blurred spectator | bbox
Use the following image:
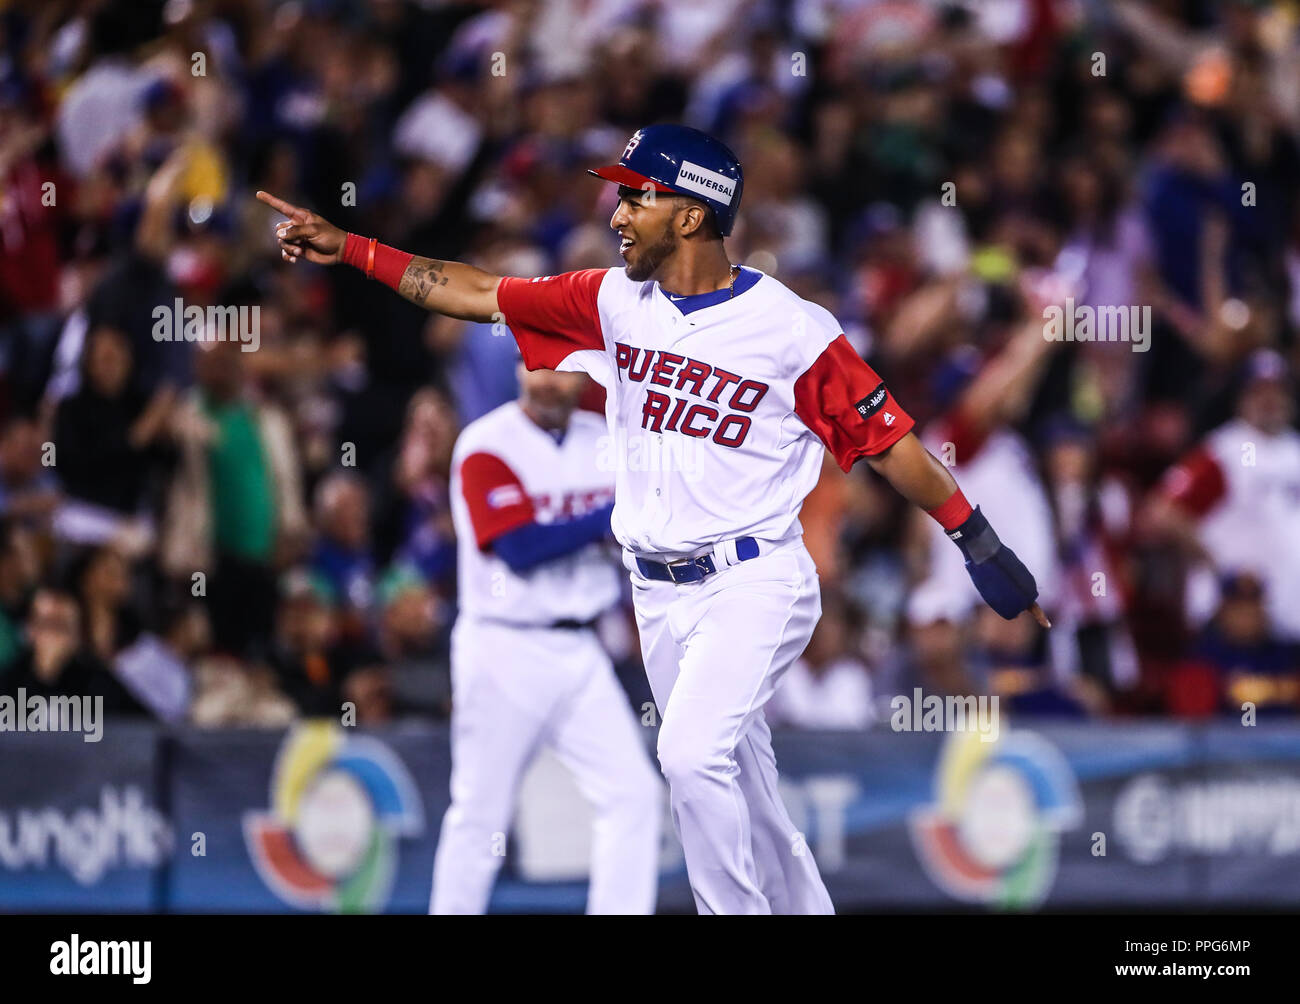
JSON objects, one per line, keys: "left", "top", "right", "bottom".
{"left": 0, "top": 417, "right": 60, "bottom": 528}
{"left": 52, "top": 326, "right": 172, "bottom": 550}
{"left": 0, "top": 585, "right": 147, "bottom": 715}
{"left": 1040, "top": 417, "right": 1140, "bottom": 697}
{"left": 767, "top": 593, "right": 874, "bottom": 730}
{"left": 0, "top": 81, "right": 69, "bottom": 411}
{"left": 389, "top": 388, "right": 458, "bottom": 594}
{"left": 112, "top": 595, "right": 205, "bottom": 725}
{"left": 888, "top": 589, "right": 985, "bottom": 705}
{"left": 73, "top": 544, "right": 141, "bottom": 664}
{"left": 54, "top": 8, "right": 153, "bottom": 179}
{"left": 372, "top": 564, "right": 450, "bottom": 719}
{"left": 162, "top": 341, "right": 308, "bottom": 659}
{"left": 1166, "top": 572, "right": 1300, "bottom": 719}
{"left": 970, "top": 606, "right": 1094, "bottom": 718}
{"left": 268, "top": 568, "right": 348, "bottom": 718}
{"left": 342, "top": 659, "right": 396, "bottom": 726}
{"left": 0, "top": 522, "right": 40, "bottom": 677}
{"left": 309, "top": 471, "right": 376, "bottom": 632}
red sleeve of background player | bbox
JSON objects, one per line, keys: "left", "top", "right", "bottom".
{"left": 459, "top": 452, "right": 536, "bottom": 550}
{"left": 495, "top": 269, "right": 608, "bottom": 371}
{"left": 794, "top": 335, "right": 915, "bottom": 471}
{"left": 1160, "top": 447, "right": 1228, "bottom": 517}
{"left": 930, "top": 403, "right": 989, "bottom": 463}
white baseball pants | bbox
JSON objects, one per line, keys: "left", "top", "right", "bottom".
{"left": 430, "top": 618, "right": 662, "bottom": 914}
{"left": 628, "top": 538, "right": 835, "bottom": 915}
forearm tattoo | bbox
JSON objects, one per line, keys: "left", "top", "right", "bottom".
{"left": 399, "top": 257, "right": 451, "bottom": 303}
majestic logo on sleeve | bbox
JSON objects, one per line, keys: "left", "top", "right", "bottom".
{"left": 614, "top": 343, "right": 767, "bottom": 449}
{"left": 854, "top": 383, "right": 889, "bottom": 420}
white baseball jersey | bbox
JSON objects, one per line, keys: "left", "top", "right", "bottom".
{"left": 1162, "top": 416, "right": 1300, "bottom": 638}
{"left": 450, "top": 401, "right": 619, "bottom": 625}
{"left": 497, "top": 266, "right": 914, "bottom": 554}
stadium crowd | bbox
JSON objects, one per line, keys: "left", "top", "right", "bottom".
{"left": 1, "top": 0, "right": 1298, "bottom": 728}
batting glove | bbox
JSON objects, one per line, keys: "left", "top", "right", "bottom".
{"left": 947, "top": 506, "right": 1039, "bottom": 619}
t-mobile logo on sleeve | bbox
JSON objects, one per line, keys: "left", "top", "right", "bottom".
{"left": 854, "top": 383, "right": 888, "bottom": 419}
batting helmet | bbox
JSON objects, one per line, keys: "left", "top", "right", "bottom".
{"left": 588, "top": 125, "right": 744, "bottom": 236}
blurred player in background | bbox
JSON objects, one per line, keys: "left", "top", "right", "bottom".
{"left": 430, "top": 363, "right": 660, "bottom": 915}
{"left": 1152, "top": 348, "right": 1300, "bottom": 641}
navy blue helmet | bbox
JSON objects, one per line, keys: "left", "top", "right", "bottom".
{"left": 588, "top": 125, "right": 744, "bottom": 236}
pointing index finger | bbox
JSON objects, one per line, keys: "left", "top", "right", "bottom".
{"left": 256, "top": 190, "right": 304, "bottom": 220}
{"left": 1030, "top": 602, "right": 1052, "bottom": 629}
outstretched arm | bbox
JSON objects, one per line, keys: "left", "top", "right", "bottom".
{"left": 256, "top": 190, "right": 502, "bottom": 322}
{"left": 868, "top": 432, "right": 1051, "bottom": 628}
{"left": 866, "top": 430, "right": 961, "bottom": 510}
{"left": 793, "top": 336, "right": 1049, "bottom": 626}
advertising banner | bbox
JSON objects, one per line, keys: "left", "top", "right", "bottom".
{"left": 3, "top": 719, "right": 1298, "bottom": 912}
{"left": 0, "top": 722, "right": 166, "bottom": 911}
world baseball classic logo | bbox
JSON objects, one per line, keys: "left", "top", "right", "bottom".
{"left": 910, "top": 729, "right": 1082, "bottom": 909}
{"left": 244, "top": 722, "right": 424, "bottom": 913}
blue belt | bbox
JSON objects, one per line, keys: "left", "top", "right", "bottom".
{"left": 634, "top": 537, "right": 760, "bottom": 584}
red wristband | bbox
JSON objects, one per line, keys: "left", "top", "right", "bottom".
{"left": 342, "top": 232, "right": 369, "bottom": 270}
{"left": 342, "top": 233, "right": 414, "bottom": 289}
{"left": 926, "top": 487, "right": 974, "bottom": 532}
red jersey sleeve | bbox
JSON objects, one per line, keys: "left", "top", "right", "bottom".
{"left": 1161, "top": 447, "right": 1227, "bottom": 517}
{"left": 794, "top": 335, "right": 915, "bottom": 471}
{"left": 495, "top": 269, "right": 608, "bottom": 371}
{"left": 458, "top": 452, "right": 536, "bottom": 550}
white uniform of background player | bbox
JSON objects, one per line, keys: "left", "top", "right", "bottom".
{"left": 1160, "top": 352, "right": 1300, "bottom": 640}
{"left": 430, "top": 388, "right": 661, "bottom": 914}
{"left": 497, "top": 265, "right": 918, "bottom": 914}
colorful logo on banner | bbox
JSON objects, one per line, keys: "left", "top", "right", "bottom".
{"left": 910, "top": 728, "right": 1082, "bottom": 909}
{"left": 244, "top": 722, "right": 424, "bottom": 913}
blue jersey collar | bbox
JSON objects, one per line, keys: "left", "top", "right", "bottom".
{"left": 658, "top": 267, "right": 760, "bottom": 315}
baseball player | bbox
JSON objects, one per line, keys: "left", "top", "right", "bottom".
{"left": 260, "top": 124, "right": 1048, "bottom": 915}
{"left": 432, "top": 363, "right": 661, "bottom": 914}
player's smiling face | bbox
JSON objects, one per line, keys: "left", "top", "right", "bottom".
{"left": 611, "top": 186, "right": 682, "bottom": 282}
